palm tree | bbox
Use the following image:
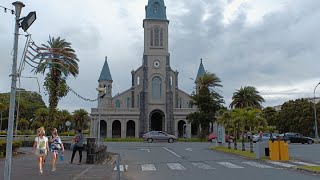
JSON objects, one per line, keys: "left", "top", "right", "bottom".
{"left": 244, "top": 108, "right": 267, "bottom": 152}
{"left": 34, "top": 36, "right": 79, "bottom": 123}
{"left": 230, "top": 109, "right": 247, "bottom": 151}
{"left": 230, "top": 86, "right": 265, "bottom": 109}
{"left": 73, "top": 109, "right": 90, "bottom": 130}
{"left": 197, "top": 71, "right": 222, "bottom": 93}
{"left": 57, "top": 110, "right": 72, "bottom": 132}
{"left": 217, "top": 110, "right": 233, "bottom": 149}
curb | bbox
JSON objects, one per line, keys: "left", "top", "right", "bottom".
{"left": 294, "top": 167, "right": 320, "bottom": 174}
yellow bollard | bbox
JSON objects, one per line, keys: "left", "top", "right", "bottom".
{"left": 279, "top": 140, "right": 289, "bottom": 161}
{"left": 269, "top": 140, "right": 280, "bottom": 161}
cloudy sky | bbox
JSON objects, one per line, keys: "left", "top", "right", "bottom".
{"left": 1, "top": 0, "right": 320, "bottom": 112}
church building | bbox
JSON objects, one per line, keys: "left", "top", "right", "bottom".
{"left": 90, "top": 0, "right": 206, "bottom": 138}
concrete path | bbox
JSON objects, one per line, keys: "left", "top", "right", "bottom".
{"left": 0, "top": 147, "right": 115, "bottom": 180}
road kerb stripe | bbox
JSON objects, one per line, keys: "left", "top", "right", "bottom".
{"left": 290, "top": 161, "right": 320, "bottom": 166}
{"left": 217, "top": 162, "right": 244, "bottom": 168}
{"left": 167, "top": 163, "right": 186, "bottom": 170}
{"left": 141, "top": 164, "right": 157, "bottom": 171}
{"left": 266, "top": 161, "right": 296, "bottom": 168}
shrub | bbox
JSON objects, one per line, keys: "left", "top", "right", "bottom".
{"left": 60, "top": 131, "right": 76, "bottom": 136}
{"left": 22, "top": 130, "right": 34, "bottom": 135}
{"left": 0, "top": 131, "right": 6, "bottom": 135}
{"left": 0, "top": 140, "right": 22, "bottom": 158}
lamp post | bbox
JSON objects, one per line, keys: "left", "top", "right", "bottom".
{"left": 314, "top": 82, "right": 320, "bottom": 139}
{"left": 96, "top": 87, "right": 106, "bottom": 147}
{"left": 4, "top": 2, "right": 36, "bottom": 179}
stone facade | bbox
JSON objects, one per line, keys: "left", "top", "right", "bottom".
{"left": 90, "top": 0, "right": 201, "bottom": 138}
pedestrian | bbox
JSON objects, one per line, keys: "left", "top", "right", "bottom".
{"left": 70, "top": 129, "right": 84, "bottom": 165}
{"left": 50, "top": 128, "right": 64, "bottom": 171}
{"left": 32, "top": 127, "right": 49, "bottom": 175}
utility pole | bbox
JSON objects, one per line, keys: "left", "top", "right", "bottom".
{"left": 4, "top": 2, "right": 24, "bottom": 180}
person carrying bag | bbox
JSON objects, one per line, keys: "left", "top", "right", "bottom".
{"left": 50, "top": 128, "right": 64, "bottom": 171}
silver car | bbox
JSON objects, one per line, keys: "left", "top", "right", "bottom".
{"left": 142, "top": 131, "right": 177, "bottom": 143}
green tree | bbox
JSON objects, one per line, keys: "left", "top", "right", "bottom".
{"left": 18, "top": 118, "right": 30, "bottom": 131}
{"left": 230, "top": 86, "right": 265, "bottom": 109}
{"left": 246, "top": 108, "right": 267, "bottom": 152}
{"left": 34, "top": 36, "right": 79, "bottom": 124}
{"left": 187, "top": 71, "right": 224, "bottom": 138}
{"left": 262, "top": 107, "right": 278, "bottom": 127}
{"left": 57, "top": 110, "right": 72, "bottom": 132}
{"left": 31, "top": 108, "right": 49, "bottom": 131}
{"left": 73, "top": 109, "right": 90, "bottom": 130}
{"left": 277, "top": 99, "right": 314, "bottom": 136}
{"left": 217, "top": 109, "right": 234, "bottom": 149}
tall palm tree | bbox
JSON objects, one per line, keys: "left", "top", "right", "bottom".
{"left": 197, "top": 71, "right": 222, "bottom": 93}
{"left": 230, "top": 86, "right": 265, "bottom": 109}
{"left": 57, "top": 109, "right": 72, "bottom": 132}
{"left": 73, "top": 109, "right": 90, "bottom": 130}
{"left": 34, "top": 36, "right": 79, "bottom": 123}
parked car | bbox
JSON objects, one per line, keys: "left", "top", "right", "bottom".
{"left": 208, "top": 132, "right": 218, "bottom": 142}
{"left": 252, "top": 133, "right": 270, "bottom": 143}
{"left": 283, "top": 133, "right": 314, "bottom": 144}
{"left": 142, "top": 131, "right": 177, "bottom": 143}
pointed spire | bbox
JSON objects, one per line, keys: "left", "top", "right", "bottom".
{"left": 145, "top": 0, "right": 167, "bottom": 20}
{"left": 98, "top": 56, "right": 112, "bottom": 81}
{"left": 196, "top": 58, "right": 205, "bottom": 79}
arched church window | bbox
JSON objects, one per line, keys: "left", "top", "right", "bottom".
{"left": 170, "top": 76, "right": 173, "bottom": 86}
{"left": 137, "top": 76, "right": 140, "bottom": 86}
{"left": 150, "top": 26, "right": 163, "bottom": 48}
{"left": 115, "top": 100, "right": 120, "bottom": 109}
{"left": 107, "top": 85, "right": 111, "bottom": 95}
{"left": 152, "top": 76, "right": 161, "bottom": 99}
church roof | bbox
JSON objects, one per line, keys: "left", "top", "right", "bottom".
{"left": 98, "top": 57, "right": 112, "bottom": 81}
{"left": 196, "top": 59, "right": 205, "bottom": 79}
{"left": 145, "top": 0, "right": 167, "bottom": 20}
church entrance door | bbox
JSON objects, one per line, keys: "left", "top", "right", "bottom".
{"left": 149, "top": 110, "right": 165, "bottom": 132}
{"left": 100, "top": 120, "right": 107, "bottom": 138}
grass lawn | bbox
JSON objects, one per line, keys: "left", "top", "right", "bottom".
{"left": 210, "top": 146, "right": 255, "bottom": 159}
{"left": 296, "top": 166, "right": 320, "bottom": 173}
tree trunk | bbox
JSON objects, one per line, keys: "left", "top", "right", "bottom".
{"left": 249, "top": 126, "right": 253, "bottom": 153}
{"left": 241, "top": 127, "right": 245, "bottom": 151}
{"left": 233, "top": 127, "right": 237, "bottom": 150}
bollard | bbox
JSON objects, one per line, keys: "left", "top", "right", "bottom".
{"left": 116, "top": 154, "right": 121, "bottom": 180}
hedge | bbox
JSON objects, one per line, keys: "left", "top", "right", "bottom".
{"left": 0, "top": 140, "right": 22, "bottom": 158}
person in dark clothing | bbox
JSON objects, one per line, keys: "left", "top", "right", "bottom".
{"left": 70, "top": 129, "right": 84, "bottom": 165}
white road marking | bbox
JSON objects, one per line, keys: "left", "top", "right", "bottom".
{"left": 163, "top": 147, "right": 182, "bottom": 158}
{"left": 140, "top": 148, "right": 150, "bottom": 152}
{"left": 141, "top": 164, "right": 157, "bottom": 171}
{"left": 167, "top": 163, "right": 186, "bottom": 170}
{"left": 217, "top": 162, "right": 244, "bottom": 168}
{"left": 266, "top": 161, "right": 296, "bottom": 168}
{"left": 192, "top": 162, "right": 215, "bottom": 169}
{"left": 72, "top": 165, "right": 94, "bottom": 180}
{"left": 290, "top": 161, "right": 320, "bottom": 166}
{"left": 242, "top": 161, "right": 273, "bottom": 168}
{"left": 185, "top": 148, "right": 192, "bottom": 152}
{"left": 113, "top": 165, "right": 128, "bottom": 171}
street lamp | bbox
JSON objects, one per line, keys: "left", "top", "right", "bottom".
{"left": 4, "top": 2, "right": 37, "bottom": 180}
{"left": 314, "top": 82, "right": 320, "bottom": 139}
{"left": 96, "top": 87, "right": 106, "bottom": 147}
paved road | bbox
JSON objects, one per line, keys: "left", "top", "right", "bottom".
{"left": 107, "top": 142, "right": 320, "bottom": 180}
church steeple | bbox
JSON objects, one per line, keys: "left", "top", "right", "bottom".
{"left": 98, "top": 56, "right": 112, "bottom": 82}
{"left": 196, "top": 58, "right": 205, "bottom": 79}
{"left": 145, "top": 0, "right": 167, "bottom": 20}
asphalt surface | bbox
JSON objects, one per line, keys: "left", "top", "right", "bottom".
{"left": 0, "top": 147, "right": 115, "bottom": 180}
{"left": 107, "top": 142, "right": 320, "bottom": 180}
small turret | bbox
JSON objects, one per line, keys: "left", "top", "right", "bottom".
{"left": 98, "top": 56, "right": 113, "bottom": 108}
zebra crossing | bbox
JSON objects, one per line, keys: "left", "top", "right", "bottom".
{"left": 114, "top": 160, "right": 320, "bottom": 172}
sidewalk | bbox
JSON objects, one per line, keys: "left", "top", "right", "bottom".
{"left": 0, "top": 147, "right": 115, "bottom": 180}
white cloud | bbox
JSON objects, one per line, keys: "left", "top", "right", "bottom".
{"left": 1, "top": 0, "right": 320, "bottom": 112}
